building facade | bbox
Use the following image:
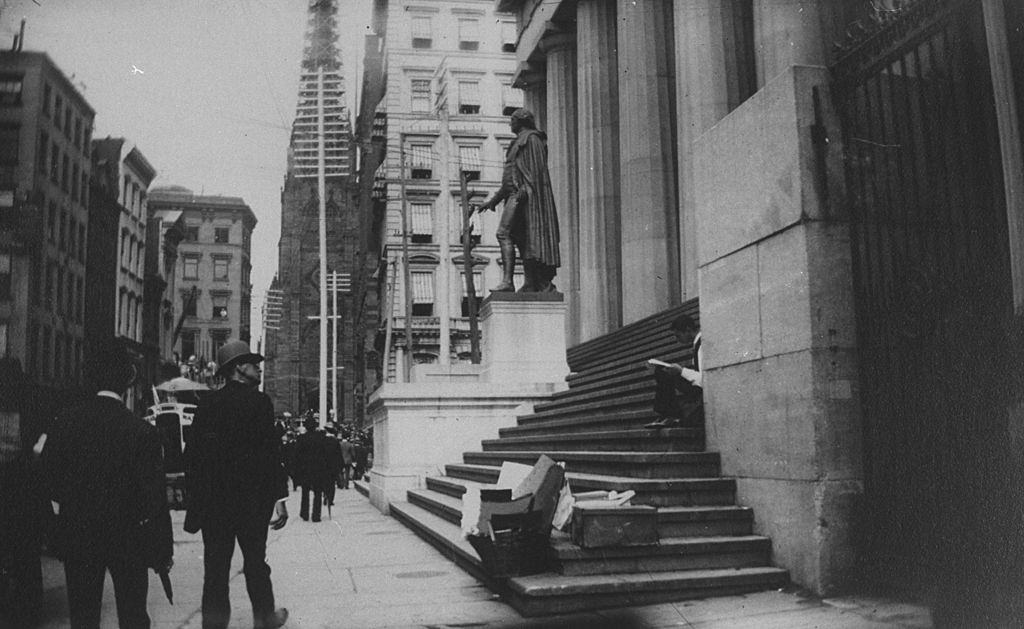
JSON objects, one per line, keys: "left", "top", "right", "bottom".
{"left": 0, "top": 51, "right": 93, "bottom": 402}
{"left": 88, "top": 138, "right": 157, "bottom": 410}
{"left": 148, "top": 186, "right": 256, "bottom": 376}
{"left": 265, "top": 0, "right": 361, "bottom": 421}
{"left": 500, "top": 0, "right": 1024, "bottom": 621}
{"left": 355, "top": 0, "right": 521, "bottom": 386}
{"left": 144, "top": 204, "right": 186, "bottom": 384}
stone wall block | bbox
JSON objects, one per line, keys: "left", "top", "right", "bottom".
{"left": 700, "top": 247, "right": 761, "bottom": 370}
{"left": 758, "top": 227, "right": 811, "bottom": 357}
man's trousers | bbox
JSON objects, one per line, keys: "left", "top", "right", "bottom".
{"left": 200, "top": 502, "right": 277, "bottom": 629}
{"left": 64, "top": 556, "right": 150, "bottom": 629}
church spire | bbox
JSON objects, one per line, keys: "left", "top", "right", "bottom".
{"left": 289, "top": 0, "right": 352, "bottom": 178}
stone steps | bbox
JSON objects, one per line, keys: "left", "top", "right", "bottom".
{"left": 407, "top": 487, "right": 755, "bottom": 539}
{"left": 462, "top": 450, "right": 721, "bottom": 478}
{"left": 389, "top": 497, "right": 788, "bottom": 617}
{"left": 487, "top": 427, "right": 703, "bottom": 452}
{"left": 501, "top": 408, "right": 673, "bottom": 436}
{"left": 438, "top": 466, "right": 738, "bottom": 507}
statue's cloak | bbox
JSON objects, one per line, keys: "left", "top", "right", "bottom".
{"left": 507, "top": 129, "right": 561, "bottom": 267}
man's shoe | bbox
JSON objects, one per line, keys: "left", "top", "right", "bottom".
{"left": 491, "top": 281, "right": 514, "bottom": 292}
{"left": 256, "top": 607, "right": 288, "bottom": 629}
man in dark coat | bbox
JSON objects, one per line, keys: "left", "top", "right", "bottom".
{"left": 478, "top": 108, "right": 560, "bottom": 293}
{"left": 41, "top": 346, "right": 173, "bottom": 629}
{"left": 184, "top": 340, "right": 289, "bottom": 629}
{"left": 294, "top": 419, "right": 331, "bottom": 521}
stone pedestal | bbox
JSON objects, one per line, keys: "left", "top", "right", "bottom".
{"left": 479, "top": 292, "right": 570, "bottom": 384}
{"left": 367, "top": 381, "right": 559, "bottom": 514}
{"left": 368, "top": 293, "right": 570, "bottom": 514}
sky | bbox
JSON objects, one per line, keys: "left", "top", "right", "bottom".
{"left": 0, "top": 0, "right": 373, "bottom": 342}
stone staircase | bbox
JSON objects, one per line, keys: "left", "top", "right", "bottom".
{"left": 385, "top": 300, "right": 789, "bottom": 616}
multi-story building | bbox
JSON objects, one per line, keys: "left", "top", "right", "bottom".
{"left": 0, "top": 50, "right": 94, "bottom": 401}
{"left": 143, "top": 202, "right": 186, "bottom": 383}
{"left": 265, "top": 0, "right": 360, "bottom": 420}
{"left": 355, "top": 0, "right": 520, "bottom": 386}
{"left": 148, "top": 186, "right": 256, "bottom": 374}
{"left": 87, "top": 138, "right": 156, "bottom": 410}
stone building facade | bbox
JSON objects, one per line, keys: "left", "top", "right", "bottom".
{"left": 499, "top": 0, "right": 1024, "bottom": 621}
{"left": 148, "top": 186, "right": 256, "bottom": 374}
{"left": 356, "top": 0, "right": 521, "bottom": 385}
{"left": 0, "top": 51, "right": 93, "bottom": 401}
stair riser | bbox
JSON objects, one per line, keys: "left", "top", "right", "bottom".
{"left": 534, "top": 383, "right": 654, "bottom": 414}
{"left": 558, "top": 550, "right": 771, "bottom": 576}
{"left": 506, "top": 417, "right": 698, "bottom": 436}
{"left": 426, "top": 477, "right": 468, "bottom": 499}
{"left": 483, "top": 439, "right": 701, "bottom": 453}
{"left": 407, "top": 492, "right": 461, "bottom": 525}
{"left": 660, "top": 519, "right": 753, "bottom": 538}
{"left": 510, "top": 580, "right": 789, "bottom": 617}
{"left": 462, "top": 455, "right": 720, "bottom": 479}
{"left": 520, "top": 395, "right": 653, "bottom": 422}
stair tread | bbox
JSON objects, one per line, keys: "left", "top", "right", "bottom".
{"left": 508, "top": 566, "right": 788, "bottom": 597}
{"left": 446, "top": 464, "right": 732, "bottom": 487}
{"left": 493, "top": 427, "right": 698, "bottom": 442}
{"left": 550, "top": 535, "right": 771, "bottom": 555}
{"left": 466, "top": 450, "right": 718, "bottom": 462}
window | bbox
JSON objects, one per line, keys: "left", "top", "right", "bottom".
{"left": 212, "top": 295, "right": 229, "bottom": 320}
{"left": 80, "top": 173, "right": 89, "bottom": 207}
{"left": 214, "top": 227, "right": 230, "bottom": 244}
{"left": 72, "top": 163, "right": 80, "bottom": 201}
{"left": 74, "top": 118, "right": 82, "bottom": 149}
{"left": 63, "top": 109, "right": 71, "bottom": 138}
{"left": 180, "top": 330, "right": 197, "bottom": 359}
{"left": 42, "top": 83, "right": 51, "bottom": 116}
{"left": 411, "top": 271, "right": 434, "bottom": 316}
{"left": 0, "top": 125, "right": 18, "bottom": 165}
{"left": 0, "top": 74, "right": 23, "bottom": 106}
{"left": 49, "top": 143, "right": 58, "bottom": 182}
{"left": 460, "top": 272, "right": 483, "bottom": 317}
{"left": 61, "top": 154, "right": 69, "bottom": 191}
{"left": 78, "top": 224, "right": 86, "bottom": 262}
{"left": 211, "top": 329, "right": 229, "bottom": 354}
{"left": 182, "top": 293, "right": 197, "bottom": 317}
{"left": 213, "top": 256, "right": 229, "bottom": 281}
{"left": 27, "top": 323, "right": 37, "bottom": 375}
{"left": 54, "top": 96, "right": 63, "bottom": 129}
{"left": 411, "top": 16, "right": 432, "bottom": 48}
{"left": 47, "top": 201, "right": 56, "bottom": 242}
{"left": 37, "top": 131, "right": 48, "bottom": 173}
{"left": 462, "top": 210, "right": 482, "bottom": 247}
{"left": 410, "top": 143, "right": 433, "bottom": 179}
{"left": 458, "top": 145, "right": 481, "bottom": 181}
{"left": 410, "top": 202, "right": 433, "bottom": 243}
{"left": 458, "top": 19, "right": 480, "bottom": 51}
{"left": 41, "top": 326, "right": 51, "bottom": 378}
{"left": 183, "top": 255, "right": 200, "bottom": 280}
{"left": 411, "top": 79, "right": 431, "bottom": 112}
{"left": 458, "top": 81, "right": 480, "bottom": 115}
{"left": 0, "top": 253, "right": 10, "bottom": 301}
{"left": 500, "top": 21, "right": 517, "bottom": 52}
{"left": 184, "top": 225, "right": 199, "bottom": 242}
{"left": 502, "top": 83, "right": 523, "bottom": 116}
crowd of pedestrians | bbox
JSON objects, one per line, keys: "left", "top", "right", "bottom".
{"left": 0, "top": 339, "right": 372, "bottom": 628}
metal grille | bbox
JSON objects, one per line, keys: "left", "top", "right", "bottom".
{"left": 832, "top": 0, "right": 1014, "bottom": 587}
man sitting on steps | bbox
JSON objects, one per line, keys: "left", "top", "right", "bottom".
{"left": 645, "top": 314, "right": 703, "bottom": 429}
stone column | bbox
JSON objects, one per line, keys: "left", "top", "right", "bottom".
{"left": 517, "top": 65, "right": 548, "bottom": 134}
{"left": 753, "top": 0, "right": 829, "bottom": 88}
{"left": 577, "top": 0, "right": 622, "bottom": 340}
{"left": 674, "top": 0, "right": 734, "bottom": 301}
{"left": 617, "top": 0, "right": 680, "bottom": 324}
{"left": 541, "top": 32, "right": 580, "bottom": 346}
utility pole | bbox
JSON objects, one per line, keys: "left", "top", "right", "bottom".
{"left": 399, "top": 138, "right": 413, "bottom": 382}
{"left": 331, "top": 270, "right": 339, "bottom": 422}
{"left": 436, "top": 94, "right": 452, "bottom": 366}
{"left": 460, "top": 173, "right": 481, "bottom": 363}
{"left": 317, "top": 65, "right": 328, "bottom": 429}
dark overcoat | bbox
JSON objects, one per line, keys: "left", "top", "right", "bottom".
{"left": 184, "top": 381, "right": 288, "bottom": 531}
{"left": 504, "top": 128, "right": 560, "bottom": 267}
{"left": 41, "top": 396, "right": 172, "bottom": 567}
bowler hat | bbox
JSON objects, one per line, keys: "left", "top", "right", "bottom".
{"left": 216, "top": 340, "right": 264, "bottom": 376}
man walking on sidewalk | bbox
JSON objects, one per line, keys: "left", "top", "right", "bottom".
{"left": 185, "top": 340, "right": 289, "bottom": 629}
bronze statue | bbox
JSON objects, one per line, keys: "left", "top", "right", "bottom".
{"left": 477, "top": 108, "right": 560, "bottom": 293}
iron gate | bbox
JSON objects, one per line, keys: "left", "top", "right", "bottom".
{"left": 831, "top": 0, "right": 1016, "bottom": 593}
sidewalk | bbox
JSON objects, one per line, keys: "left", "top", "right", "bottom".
{"left": 36, "top": 488, "right": 933, "bottom": 628}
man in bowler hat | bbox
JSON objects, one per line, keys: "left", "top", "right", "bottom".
{"left": 41, "top": 345, "right": 173, "bottom": 629}
{"left": 185, "top": 340, "right": 289, "bottom": 629}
